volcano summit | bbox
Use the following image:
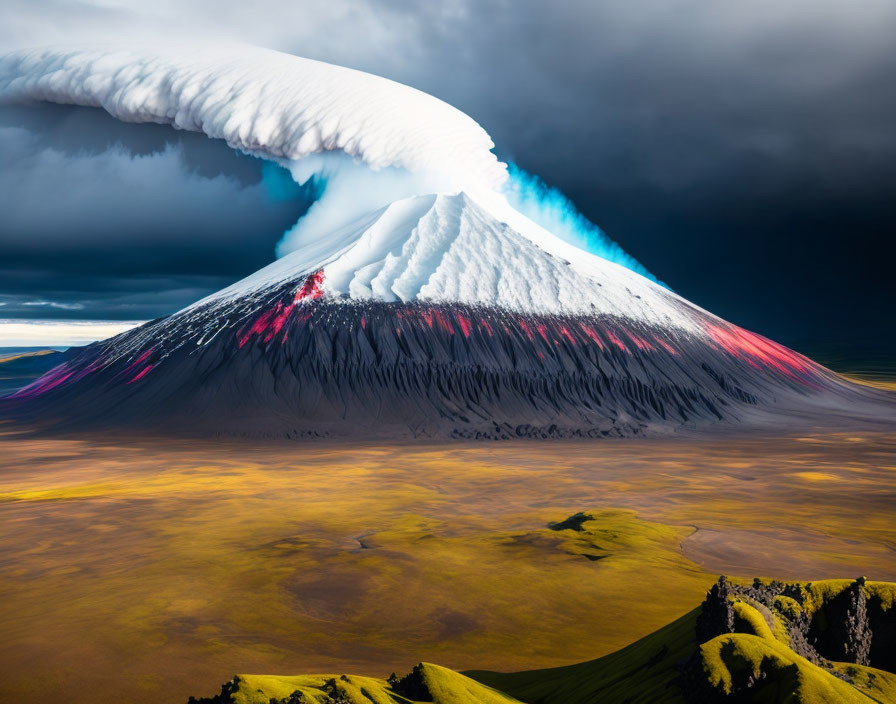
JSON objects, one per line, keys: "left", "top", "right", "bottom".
{"left": 0, "top": 44, "right": 891, "bottom": 438}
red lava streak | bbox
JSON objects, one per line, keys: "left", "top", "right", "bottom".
{"left": 295, "top": 270, "right": 325, "bottom": 301}
{"left": 239, "top": 270, "right": 325, "bottom": 347}
{"left": 606, "top": 330, "right": 628, "bottom": 352}
{"left": 128, "top": 365, "right": 154, "bottom": 383}
{"left": 558, "top": 326, "right": 577, "bottom": 346}
{"left": 653, "top": 336, "right": 678, "bottom": 355}
{"left": 625, "top": 331, "right": 654, "bottom": 351}
{"left": 578, "top": 323, "right": 605, "bottom": 350}
{"left": 12, "top": 366, "right": 74, "bottom": 398}
{"left": 456, "top": 313, "right": 472, "bottom": 338}
{"left": 431, "top": 309, "right": 454, "bottom": 335}
{"left": 703, "top": 322, "right": 814, "bottom": 378}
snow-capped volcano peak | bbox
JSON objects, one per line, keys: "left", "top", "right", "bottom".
{"left": 197, "top": 191, "right": 699, "bottom": 333}
{"left": 7, "top": 186, "right": 886, "bottom": 437}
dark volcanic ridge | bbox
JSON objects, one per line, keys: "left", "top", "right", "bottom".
{"left": 2, "top": 277, "right": 891, "bottom": 438}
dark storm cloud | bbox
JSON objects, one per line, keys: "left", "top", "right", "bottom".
{"left": 0, "top": 1, "right": 893, "bottom": 358}
{"left": 322, "top": 0, "right": 896, "bottom": 355}
{"left": 0, "top": 104, "right": 313, "bottom": 319}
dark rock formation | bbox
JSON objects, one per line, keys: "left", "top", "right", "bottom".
{"left": 695, "top": 576, "right": 736, "bottom": 644}
{"left": 810, "top": 577, "right": 872, "bottom": 667}
{"left": 388, "top": 664, "right": 433, "bottom": 701}
{"left": 679, "top": 576, "right": 896, "bottom": 702}
{"left": 680, "top": 576, "right": 895, "bottom": 701}
{"left": 868, "top": 591, "right": 896, "bottom": 673}
{"left": 548, "top": 512, "right": 594, "bottom": 532}
{"left": 693, "top": 576, "right": 885, "bottom": 670}
{"left": 187, "top": 675, "right": 239, "bottom": 704}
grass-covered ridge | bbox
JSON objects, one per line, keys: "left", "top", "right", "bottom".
{"left": 191, "top": 572, "right": 896, "bottom": 703}
{"left": 474, "top": 575, "right": 896, "bottom": 703}
{"left": 190, "top": 664, "right": 524, "bottom": 704}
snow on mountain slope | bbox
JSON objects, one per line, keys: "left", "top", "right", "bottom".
{"left": 193, "top": 192, "right": 698, "bottom": 332}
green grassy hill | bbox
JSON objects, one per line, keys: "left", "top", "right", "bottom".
{"left": 190, "top": 577, "right": 896, "bottom": 703}
{"left": 475, "top": 577, "right": 896, "bottom": 703}
{"left": 190, "top": 664, "right": 524, "bottom": 704}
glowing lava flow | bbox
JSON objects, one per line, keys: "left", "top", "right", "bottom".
{"left": 703, "top": 322, "right": 814, "bottom": 379}
{"left": 238, "top": 270, "right": 325, "bottom": 348}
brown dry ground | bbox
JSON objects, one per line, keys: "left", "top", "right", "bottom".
{"left": 0, "top": 427, "right": 894, "bottom": 703}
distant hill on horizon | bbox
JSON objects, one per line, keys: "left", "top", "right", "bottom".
{"left": 0, "top": 349, "right": 64, "bottom": 397}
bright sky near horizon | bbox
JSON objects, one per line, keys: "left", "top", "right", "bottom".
{"left": 0, "top": 319, "right": 143, "bottom": 348}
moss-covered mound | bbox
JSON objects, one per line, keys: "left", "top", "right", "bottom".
{"left": 188, "top": 663, "right": 523, "bottom": 704}
{"left": 189, "top": 578, "right": 896, "bottom": 703}
{"left": 477, "top": 576, "right": 896, "bottom": 703}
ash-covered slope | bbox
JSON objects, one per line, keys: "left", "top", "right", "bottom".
{"left": 4, "top": 192, "right": 889, "bottom": 438}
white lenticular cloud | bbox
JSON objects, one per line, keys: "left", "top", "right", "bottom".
{"left": 0, "top": 43, "right": 507, "bottom": 190}
{"left": 0, "top": 41, "right": 653, "bottom": 278}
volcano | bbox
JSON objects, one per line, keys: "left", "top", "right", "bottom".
{"left": 2, "top": 43, "right": 892, "bottom": 439}
{"left": 3, "top": 191, "right": 888, "bottom": 438}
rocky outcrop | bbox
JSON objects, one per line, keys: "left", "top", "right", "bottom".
{"left": 187, "top": 676, "right": 239, "bottom": 704}
{"left": 388, "top": 664, "right": 433, "bottom": 701}
{"left": 811, "top": 577, "right": 872, "bottom": 666}
{"left": 682, "top": 576, "right": 894, "bottom": 701}
{"left": 548, "top": 512, "right": 594, "bottom": 532}
{"left": 695, "top": 576, "right": 737, "bottom": 644}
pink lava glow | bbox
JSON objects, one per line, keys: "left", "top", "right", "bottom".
{"left": 653, "top": 335, "right": 678, "bottom": 355}
{"left": 120, "top": 347, "right": 155, "bottom": 376}
{"left": 578, "top": 323, "right": 605, "bottom": 350}
{"left": 239, "top": 270, "right": 325, "bottom": 347}
{"left": 703, "top": 322, "right": 815, "bottom": 378}
{"left": 605, "top": 330, "right": 628, "bottom": 352}
{"left": 558, "top": 326, "right": 577, "bottom": 346}
{"left": 295, "top": 270, "right": 325, "bottom": 301}
{"left": 128, "top": 365, "right": 154, "bottom": 384}
{"left": 456, "top": 313, "right": 472, "bottom": 338}
{"left": 625, "top": 331, "right": 654, "bottom": 351}
{"left": 131, "top": 349, "right": 153, "bottom": 367}
{"left": 11, "top": 365, "right": 75, "bottom": 399}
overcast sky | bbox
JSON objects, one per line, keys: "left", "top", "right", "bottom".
{"left": 1, "top": 0, "right": 894, "bottom": 358}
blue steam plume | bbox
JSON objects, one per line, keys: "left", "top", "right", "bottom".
{"left": 260, "top": 160, "right": 324, "bottom": 203}
{"left": 504, "top": 163, "right": 659, "bottom": 284}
